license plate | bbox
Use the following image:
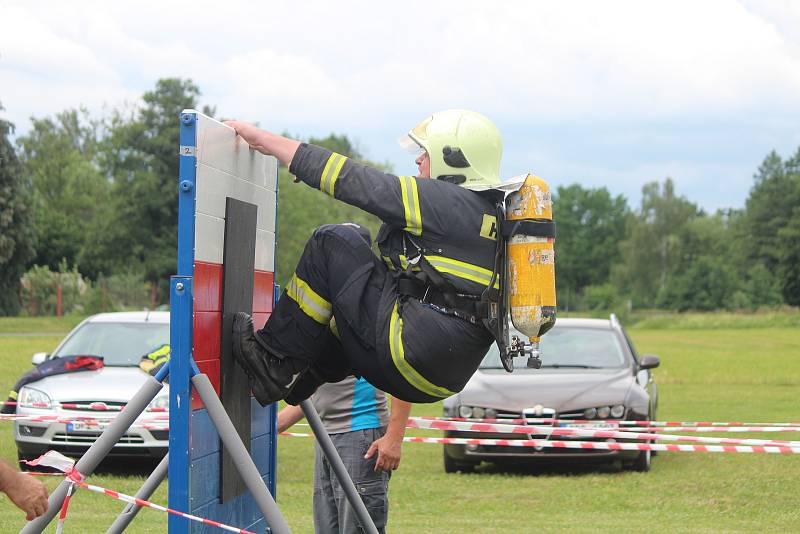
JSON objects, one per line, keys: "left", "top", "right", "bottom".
{"left": 559, "top": 422, "right": 619, "bottom": 429}
{"left": 66, "top": 421, "right": 105, "bottom": 432}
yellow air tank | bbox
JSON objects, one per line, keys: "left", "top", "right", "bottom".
{"left": 504, "top": 174, "right": 557, "bottom": 366}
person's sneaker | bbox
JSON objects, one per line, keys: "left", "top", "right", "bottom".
{"left": 232, "top": 312, "right": 306, "bottom": 406}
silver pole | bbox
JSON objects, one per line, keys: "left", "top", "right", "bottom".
{"left": 21, "top": 376, "right": 165, "bottom": 533}
{"left": 105, "top": 453, "right": 169, "bottom": 534}
{"left": 191, "top": 373, "right": 291, "bottom": 534}
{"left": 300, "top": 400, "right": 380, "bottom": 534}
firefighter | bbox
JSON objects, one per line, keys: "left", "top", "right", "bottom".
{"left": 227, "top": 110, "right": 503, "bottom": 405}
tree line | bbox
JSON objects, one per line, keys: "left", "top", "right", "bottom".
{"left": 0, "top": 78, "right": 798, "bottom": 315}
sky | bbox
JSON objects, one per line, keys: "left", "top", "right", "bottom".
{"left": 2, "top": 0, "right": 800, "bottom": 212}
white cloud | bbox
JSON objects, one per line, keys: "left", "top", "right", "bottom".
{"left": 5, "top": 0, "right": 799, "bottom": 122}
{"left": 1, "top": 0, "right": 799, "bottom": 210}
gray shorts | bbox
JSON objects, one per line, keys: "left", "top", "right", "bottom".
{"left": 313, "top": 427, "right": 391, "bottom": 534}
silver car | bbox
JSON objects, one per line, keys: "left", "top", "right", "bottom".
{"left": 15, "top": 311, "right": 170, "bottom": 463}
{"left": 442, "top": 315, "right": 660, "bottom": 473}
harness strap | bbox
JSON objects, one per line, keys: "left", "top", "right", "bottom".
{"left": 500, "top": 218, "right": 556, "bottom": 239}
{"left": 397, "top": 276, "right": 482, "bottom": 325}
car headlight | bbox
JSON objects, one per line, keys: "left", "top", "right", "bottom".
{"left": 484, "top": 408, "right": 498, "bottom": 420}
{"left": 472, "top": 407, "right": 486, "bottom": 419}
{"left": 610, "top": 404, "right": 625, "bottom": 418}
{"left": 147, "top": 394, "right": 170, "bottom": 412}
{"left": 583, "top": 407, "right": 597, "bottom": 419}
{"left": 597, "top": 406, "right": 611, "bottom": 419}
{"left": 18, "top": 387, "right": 52, "bottom": 409}
{"left": 458, "top": 405, "right": 473, "bottom": 418}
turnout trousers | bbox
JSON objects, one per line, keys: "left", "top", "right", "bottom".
{"left": 258, "top": 224, "right": 446, "bottom": 403}
{"left": 259, "top": 223, "right": 492, "bottom": 403}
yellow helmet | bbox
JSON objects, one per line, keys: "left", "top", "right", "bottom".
{"left": 399, "top": 109, "right": 503, "bottom": 190}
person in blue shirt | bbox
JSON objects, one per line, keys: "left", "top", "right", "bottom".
{"left": 277, "top": 377, "right": 411, "bottom": 534}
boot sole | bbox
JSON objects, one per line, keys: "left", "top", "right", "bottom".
{"left": 232, "top": 312, "right": 284, "bottom": 407}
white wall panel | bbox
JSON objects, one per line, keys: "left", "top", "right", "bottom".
{"left": 195, "top": 113, "right": 278, "bottom": 192}
{"left": 196, "top": 165, "right": 277, "bottom": 233}
{"left": 187, "top": 109, "right": 278, "bottom": 270}
{"left": 255, "top": 229, "right": 276, "bottom": 272}
{"left": 194, "top": 212, "right": 225, "bottom": 265}
{"left": 195, "top": 215, "right": 275, "bottom": 271}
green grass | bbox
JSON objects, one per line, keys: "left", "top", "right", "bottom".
{"left": 0, "top": 315, "right": 86, "bottom": 334}
{"left": 629, "top": 308, "right": 800, "bottom": 330}
{"left": 1, "top": 318, "right": 799, "bottom": 532}
{"left": 560, "top": 307, "right": 800, "bottom": 330}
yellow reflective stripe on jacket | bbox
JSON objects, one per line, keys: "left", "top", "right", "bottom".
{"left": 381, "top": 255, "right": 421, "bottom": 272}
{"left": 329, "top": 316, "right": 340, "bottom": 339}
{"left": 389, "top": 302, "right": 455, "bottom": 398}
{"left": 319, "top": 153, "right": 348, "bottom": 196}
{"left": 426, "top": 256, "right": 499, "bottom": 288}
{"left": 287, "top": 274, "right": 332, "bottom": 324}
{"left": 399, "top": 176, "right": 422, "bottom": 236}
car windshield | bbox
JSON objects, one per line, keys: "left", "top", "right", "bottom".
{"left": 53, "top": 322, "right": 170, "bottom": 367}
{"left": 480, "top": 326, "right": 627, "bottom": 370}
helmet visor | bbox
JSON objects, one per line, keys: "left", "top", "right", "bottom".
{"left": 397, "top": 134, "right": 425, "bottom": 156}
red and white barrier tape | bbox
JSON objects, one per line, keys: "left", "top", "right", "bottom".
{"left": 55, "top": 481, "right": 76, "bottom": 534}
{"left": 606, "top": 420, "right": 800, "bottom": 427}
{"left": 23, "top": 451, "right": 255, "bottom": 534}
{"left": 435, "top": 417, "right": 800, "bottom": 427}
{"left": 406, "top": 418, "right": 800, "bottom": 447}
{"left": 600, "top": 426, "right": 800, "bottom": 433}
{"left": 405, "top": 436, "right": 800, "bottom": 454}
{"left": 0, "top": 401, "right": 165, "bottom": 412}
{"left": 74, "top": 481, "right": 255, "bottom": 534}
{"left": 293, "top": 421, "right": 800, "bottom": 434}
{"left": 279, "top": 432, "right": 800, "bottom": 454}
{"left": 1, "top": 414, "right": 168, "bottom": 429}
{"left": 55, "top": 469, "right": 84, "bottom": 534}
{"left": 1, "top": 413, "right": 169, "bottom": 421}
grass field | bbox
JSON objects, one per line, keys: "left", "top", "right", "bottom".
{"left": 1, "top": 315, "right": 799, "bottom": 533}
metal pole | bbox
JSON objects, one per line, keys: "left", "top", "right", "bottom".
{"left": 191, "top": 373, "right": 291, "bottom": 534}
{"left": 300, "top": 400, "right": 380, "bottom": 534}
{"left": 21, "top": 375, "right": 166, "bottom": 534}
{"left": 106, "top": 453, "right": 169, "bottom": 534}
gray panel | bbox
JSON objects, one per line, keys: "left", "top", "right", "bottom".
{"left": 220, "top": 197, "right": 257, "bottom": 502}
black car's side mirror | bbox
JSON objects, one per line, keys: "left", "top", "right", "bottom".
{"left": 639, "top": 354, "right": 660, "bottom": 370}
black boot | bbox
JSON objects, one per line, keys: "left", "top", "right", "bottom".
{"left": 284, "top": 368, "right": 324, "bottom": 406}
{"left": 232, "top": 312, "right": 307, "bottom": 406}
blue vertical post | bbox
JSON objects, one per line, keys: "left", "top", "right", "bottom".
{"left": 168, "top": 277, "right": 193, "bottom": 533}
{"left": 269, "top": 162, "right": 281, "bottom": 499}
{"left": 169, "top": 110, "right": 197, "bottom": 533}
{"left": 177, "top": 111, "right": 197, "bottom": 277}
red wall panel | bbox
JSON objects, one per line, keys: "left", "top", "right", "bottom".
{"left": 194, "top": 261, "right": 223, "bottom": 312}
{"left": 190, "top": 261, "right": 274, "bottom": 410}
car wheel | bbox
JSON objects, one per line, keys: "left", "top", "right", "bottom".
{"left": 629, "top": 448, "right": 651, "bottom": 472}
{"left": 443, "top": 449, "right": 476, "bottom": 473}
{"left": 650, "top": 418, "right": 658, "bottom": 457}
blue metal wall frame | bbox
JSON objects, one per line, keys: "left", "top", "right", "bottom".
{"left": 168, "top": 276, "right": 193, "bottom": 533}
{"left": 269, "top": 161, "right": 281, "bottom": 499}
{"left": 170, "top": 111, "right": 278, "bottom": 533}
{"left": 169, "top": 111, "right": 198, "bottom": 533}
